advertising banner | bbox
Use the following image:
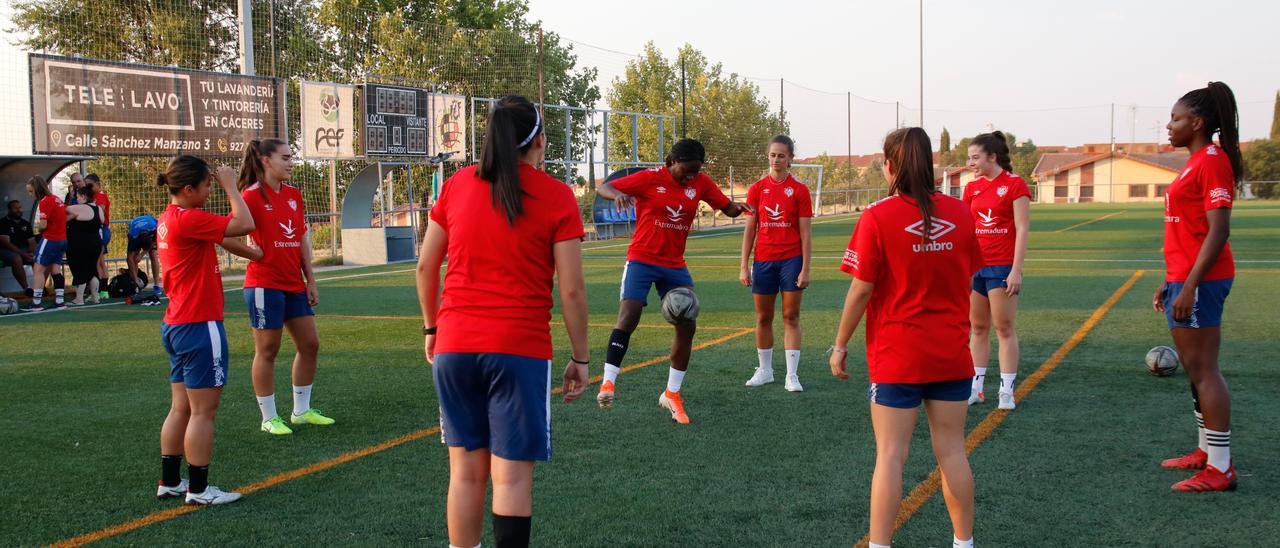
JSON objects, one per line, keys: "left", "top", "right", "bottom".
{"left": 300, "top": 81, "right": 357, "bottom": 159}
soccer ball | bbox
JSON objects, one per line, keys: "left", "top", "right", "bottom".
{"left": 1145, "top": 346, "right": 1180, "bottom": 377}
{"left": 0, "top": 296, "right": 19, "bottom": 315}
{"left": 661, "top": 287, "right": 700, "bottom": 325}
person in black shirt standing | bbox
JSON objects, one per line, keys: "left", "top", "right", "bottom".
{"left": 0, "top": 199, "right": 35, "bottom": 296}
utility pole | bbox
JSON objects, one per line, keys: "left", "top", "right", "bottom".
{"left": 237, "top": 0, "right": 254, "bottom": 75}
{"left": 780, "top": 78, "right": 785, "bottom": 132}
{"left": 919, "top": 0, "right": 924, "bottom": 127}
{"left": 847, "top": 92, "right": 852, "bottom": 168}
{"left": 680, "top": 55, "right": 687, "bottom": 139}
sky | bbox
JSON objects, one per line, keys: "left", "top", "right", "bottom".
{"left": 1, "top": 1, "right": 1277, "bottom": 158}
{"left": 526, "top": 0, "right": 1280, "bottom": 156}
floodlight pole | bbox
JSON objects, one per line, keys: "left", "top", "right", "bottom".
{"left": 919, "top": 0, "right": 924, "bottom": 127}
{"left": 238, "top": 0, "right": 255, "bottom": 75}
{"left": 680, "top": 55, "right": 687, "bottom": 139}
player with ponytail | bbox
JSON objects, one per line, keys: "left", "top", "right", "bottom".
{"left": 1156, "top": 81, "right": 1242, "bottom": 492}
{"left": 963, "top": 131, "right": 1032, "bottom": 410}
{"left": 830, "top": 127, "right": 983, "bottom": 548}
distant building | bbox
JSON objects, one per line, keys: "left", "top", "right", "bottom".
{"left": 1031, "top": 151, "right": 1188, "bottom": 203}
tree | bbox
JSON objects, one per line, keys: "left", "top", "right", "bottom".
{"left": 940, "top": 127, "right": 951, "bottom": 155}
{"left": 1271, "top": 91, "right": 1280, "bottom": 141}
{"left": 1243, "top": 138, "right": 1280, "bottom": 198}
{"left": 606, "top": 43, "right": 786, "bottom": 184}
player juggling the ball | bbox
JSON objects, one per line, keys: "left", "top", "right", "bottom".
{"left": 594, "top": 138, "right": 752, "bottom": 424}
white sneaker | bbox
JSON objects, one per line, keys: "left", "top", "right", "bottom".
{"left": 185, "top": 485, "right": 242, "bottom": 505}
{"left": 156, "top": 479, "right": 188, "bottom": 499}
{"left": 784, "top": 374, "right": 803, "bottom": 392}
{"left": 967, "top": 389, "right": 985, "bottom": 406}
{"left": 745, "top": 367, "right": 774, "bottom": 387}
{"left": 998, "top": 391, "right": 1016, "bottom": 410}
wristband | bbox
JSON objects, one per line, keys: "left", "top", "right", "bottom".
{"left": 570, "top": 357, "right": 590, "bottom": 365}
{"left": 423, "top": 326, "right": 437, "bottom": 335}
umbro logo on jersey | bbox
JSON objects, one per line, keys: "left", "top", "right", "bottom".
{"left": 977, "top": 209, "right": 998, "bottom": 227}
{"left": 684, "top": 188, "right": 697, "bottom": 200}
{"left": 157, "top": 223, "right": 168, "bottom": 241}
{"left": 665, "top": 205, "right": 685, "bottom": 222}
{"left": 903, "top": 218, "right": 957, "bottom": 240}
{"left": 279, "top": 219, "right": 297, "bottom": 239}
{"left": 765, "top": 203, "right": 785, "bottom": 221}
{"left": 656, "top": 186, "right": 667, "bottom": 194}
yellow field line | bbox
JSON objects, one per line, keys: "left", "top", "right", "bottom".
{"left": 50, "top": 328, "right": 754, "bottom": 547}
{"left": 1053, "top": 210, "right": 1128, "bottom": 233}
{"left": 853, "top": 270, "right": 1145, "bottom": 548}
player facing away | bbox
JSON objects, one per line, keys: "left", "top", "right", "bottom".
{"left": 235, "top": 139, "right": 334, "bottom": 435}
{"left": 155, "top": 156, "right": 256, "bottom": 505}
{"left": 1155, "top": 82, "right": 1242, "bottom": 492}
{"left": 594, "top": 139, "right": 751, "bottom": 424}
{"left": 25, "top": 175, "right": 67, "bottom": 311}
{"left": 416, "top": 96, "right": 591, "bottom": 548}
{"left": 963, "top": 131, "right": 1030, "bottom": 410}
{"left": 739, "top": 134, "right": 813, "bottom": 391}
{"left": 829, "top": 128, "right": 982, "bottom": 548}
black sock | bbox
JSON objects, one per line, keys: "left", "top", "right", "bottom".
{"left": 605, "top": 328, "right": 632, "bottom": 367}
{"left": 492, "top": 514, "right": 531, "bottom": 548}
{"left": 161, "top": 455, "right": 183, "bottom": 487}
{"left": 52, "top": 273, "right": 65, "bottom": 289}
{"left": 189, "top": 464, "right": 209, "bottom": 494}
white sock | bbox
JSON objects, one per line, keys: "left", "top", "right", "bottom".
{"left": 972, "top": 367, "right": 987, "bottom": 392}
{"left": 1000, "top": 372, "right": 1017, "bottom": 394}
{"left": 757, "top": 348, "right": 773, "bottom": 371}
{"left": 1205, "top": 428, "right": 1231, "bottom": 471}
{"left": 666, "top": 367, "right": 686, "bottom": 393}
{"left": 54, "top": 288, "right": 64, "bottom": 304}
{"left": 870, "top": 543, "right": 891, "bottom": 548}
{"left": 603, "top": 364, "right": 620, "bottom": 384}
{"left": 1195, "top": 411, "right": 1207, "bottom": 452}
{"left": 256, "top": 394, "right": 277, "bottom": 422}
{"left": 954, "top": 536, "right": 974, "bottom": 548}
{"left": 292, "top": 385, "right": 312, "bottom": 416}
{"left": 785, "top": 350, "right": 801, "bottom": 376}
{"left": 32, "top": 288, "right": 43, "bottom": 302}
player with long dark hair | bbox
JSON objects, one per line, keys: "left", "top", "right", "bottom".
{"left": 963, "top": 131, "right": 1031, "bottom": 410}
{"left": 1155, "top": 81, "right": 1243, "bottom": 492}
{"left": 236, "top": 138, "right": 333, "bottom": 435}
{"left": 594, "top": 138, "right": 751, "bottom": 424}
{"left": 740, "top": 134, "right": 813, "bottom": 391}
{"left": 829, "top": 127, "right": 982, "bottom": 548}
{"left": 417, "top": 95, "right": 591, "bottom": 547}
{"left": 25, "top": 175, "right": 66, "bottom": 311}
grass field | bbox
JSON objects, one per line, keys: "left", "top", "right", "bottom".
{"left": 2, "top": 202, "right": 1279, "bottom": 547}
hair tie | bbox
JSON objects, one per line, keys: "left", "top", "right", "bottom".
{"left": 518, "top": 108, "right": 541, "bottom": 148}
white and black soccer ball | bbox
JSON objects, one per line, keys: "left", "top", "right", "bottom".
{"left": 0, "top": 296, "right": 19, "bottom": 315}
{"left": 661, "top": 287, "right": 700, "bottom": 325}
{"left": 1145, "top": 345, "right": 1180, "bottom": 377}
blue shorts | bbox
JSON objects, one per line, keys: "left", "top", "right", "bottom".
{"left": 127, "top": 231, "right": 155, "bottom": 253}
{"left": 972, "top": 264, "right": 1013, "bottom": 297}
{"left": 752, "top": 256, "right": 804, "bottom": 295}
{"left": 100, "top": 226, "right": 113, "bottom": 246}
{"left": 433, "top": 353, "right": 552, "bottom": 461}
{"left": 161, "top": 321, "right": 229, "bottom": 389}
{"left": 868, "top": 378, "right": 971, "bottom": 409}
{"left": 1163, "top": 279, "right": 1232, "bottom": 329}
{"left": 33, "top": 238, "right": 67, "bottom": 266}
{"left": 244, "top": 288, "right": 314, "bottom": 329}
{"left": 619, "top": 260, "right": 694, "bottom": 305}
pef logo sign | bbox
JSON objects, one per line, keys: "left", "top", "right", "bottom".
{"left": 301, "top": 81, "right": 356, "bottom": 159}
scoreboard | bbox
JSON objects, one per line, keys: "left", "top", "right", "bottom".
{"left": 363, "top": 83, "right": 429, "bottom": 157}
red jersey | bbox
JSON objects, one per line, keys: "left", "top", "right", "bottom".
{"left": 963, "top": 170, "right": 1030, "bottom": 265}
{"left": 610, "top": 167, "right": 730, "bottom": 268}
{"left": 94, "top": 191, "right": 111, "bottom": 225}
{"left": 1164, "top": 144, "right": 1235, "bottom": 283}
{"left": 430, "top": 164, "right": 585, "bottom": 360}
{"left": 839, "top": 193, "right": 985, "bottom": 384}
{"left": 242, "top": 183, "right": 308, "bottom": 293}
{"left": 746, "top": 175, "right": 813, "bottom": 261}
{"left": 158, "top": 204, "right": 231, "bottom": 324}
{"left": 36, "top": 195, "right": 67, "bottom": 241}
